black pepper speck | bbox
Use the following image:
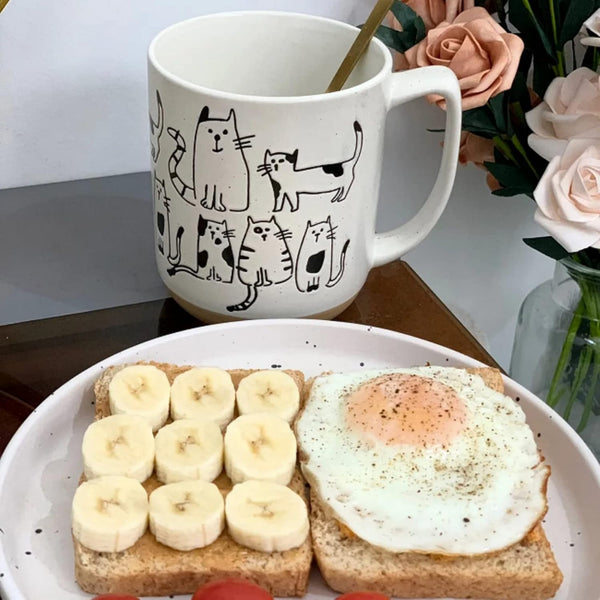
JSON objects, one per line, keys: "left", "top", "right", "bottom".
{"left": 35, "top": 529, "right": 42, "bottom": 534}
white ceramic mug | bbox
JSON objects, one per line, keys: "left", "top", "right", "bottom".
{"left": 148, "top": 11, "right": 461, "bottom": 322}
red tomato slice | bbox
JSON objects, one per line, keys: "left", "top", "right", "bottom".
{"left": 92, "top": 595, "right": 140, "bottom": 600}
{"left": 192, "top": 579, "right": 274, "bottom": 600}
{"left": 336, "top": 593, "right": 391, "bottom": 600}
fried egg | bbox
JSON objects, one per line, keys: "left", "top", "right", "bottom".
{"left": 295, "top": 367, "right": 549, "bottom": 555}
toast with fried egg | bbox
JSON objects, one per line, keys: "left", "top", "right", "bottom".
{"left": 73, "top": 363, "right": 312, "bottom": 598}
{"left": 298, "top": 367, "right": 563, "bottom": 600}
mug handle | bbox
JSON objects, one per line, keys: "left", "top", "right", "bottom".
{"left": 372, "top": 65, "right": 462, "bottom": 267}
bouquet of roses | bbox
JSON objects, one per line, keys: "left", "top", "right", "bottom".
{"left": 379, "top": 0, "right": 600, "bottom": 434}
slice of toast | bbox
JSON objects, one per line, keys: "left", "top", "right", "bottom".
{"left": 302, "top": 367, "right": 563, "bottom": 600}
{"left": 74, "top": 363, "right": 311, "bottom": 598}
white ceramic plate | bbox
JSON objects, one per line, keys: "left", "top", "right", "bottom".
{"left": 0, "top": 319, "right": 599, "bottom": 600}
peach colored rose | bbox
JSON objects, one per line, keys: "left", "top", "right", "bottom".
{"left": 458, "top": 131, "right": 494, "bottom": 167}
{"left": 486, "top": 172, "right": 501, "bottom": 192}
{"left": 404, "top": 7, "right": 524, "bottom": 110}
{"left": 387, "top": 1, "right": 475, "bottom": 32}
{"left": 533, "top": 139, "right": 600, "bottom": 252}
{"left": 407, "top": 0, "right": 476, "bottom": 30}
{"left": 386, "top": 2, "right": 474, "bottom": 70}
{"left": 526, "top": 68, "right": 600, "bottom": 161}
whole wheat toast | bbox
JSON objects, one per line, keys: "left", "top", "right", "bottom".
{"left": 74, "top": 363, "right": 311, "bottom": 597}
{"left": 76, "top": 363, "right": 563, "bottom": 600}
{"left": 299, "top": 367, "right": 563, "bottom": 600}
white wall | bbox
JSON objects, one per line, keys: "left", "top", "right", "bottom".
{"left": 0, "top": 0, "right": 555, "bottom": 369}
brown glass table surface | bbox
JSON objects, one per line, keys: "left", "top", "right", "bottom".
{"left": 0, "top": 261, "right": 497, "bottom": 455}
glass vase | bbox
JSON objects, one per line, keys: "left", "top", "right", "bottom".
{"left": 510, "top": 257, "right": 600, "bottom": 459}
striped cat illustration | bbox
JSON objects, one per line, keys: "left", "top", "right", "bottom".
{"left": 227, "top": 216, "right": 293, "bottom": 312}
{"left": 168, "top": 106, "right": 253, "bottom": 211}
{"left": 257, "top": 121, "right": 363, "bottom": 212}
{"left": 295, "top": 217, "right": 349, "bottom": 292}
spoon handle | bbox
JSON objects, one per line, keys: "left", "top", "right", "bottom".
{"left": 326, "top": 0, "right": 395, "bottom": 93}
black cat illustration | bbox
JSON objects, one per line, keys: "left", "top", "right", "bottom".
{"left": 165, "top": 212, "right": 235, "bottom": 280}
{"left": 257, "top": 121, "right": 363, "bottom": 212}
{"left": 154, "top": 174, "right": 167, "bottom": 256}
{"left": 149, "top": 90, "right": 164, "bottom": 163}
{"left": 168, "top": 106, "right": 253, "bottom": 212}
{"left": 196, "top": 216, "right": 235, "bottom": 282}
{"left": 295, "top": 217, "right": 350, "bottom": 292}
{"left": 227, "top": 216, "right": 293, "bottom": 312}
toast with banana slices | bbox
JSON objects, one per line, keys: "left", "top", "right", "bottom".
{"left": 73, "top": 363, "right": 311, "bottom": 598}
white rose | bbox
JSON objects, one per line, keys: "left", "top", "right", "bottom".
{"left": 582, "top": 9, "right": 600, "bottom": 47}
{"left": 584, "top": 8, "right": 600, "bottom": 37}
{"left": 525, "top": 68, "right": 600, "bottom": 161}
{"left": 533, "top": 139, "right": 600, "bottom": 253}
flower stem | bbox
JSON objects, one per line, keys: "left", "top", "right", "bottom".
{"left": 492, "top": 136, "right": 519, "bottom": 165}
{"left": 576, "top": 281, "right": 600, "bottom": 431}
{"left": 547, "top": 299, "right": 584, "bottom": 407}
{"left": 563, "top": 338, "right": 591, "bottom": 422}
{"left": 548, "top": 0, "right": 566, "bottom": 76}
{"left": 511, "top": 134, "right": 540, "bottom": 179}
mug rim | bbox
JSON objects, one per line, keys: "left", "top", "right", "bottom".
{"left": 147, "top": 10, "right": 393, "bottom": 103}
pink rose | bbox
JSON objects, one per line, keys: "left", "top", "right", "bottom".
{"left": 404, "top": 7, "right": 524, "bottom": 110}
{"left": 533, "top": 139, "right": 600, "bottom": 252}
{"left": 403, "top": 0, "right": 475, "bottom": 31}
{"left": 458, "top": 131, "right": 494, "bottom": 168}
{"left": 386, "top": 1, "right": 475, "bottom": 70}
{"left": 525, "top": 68, "right": 600, "bottom": 161}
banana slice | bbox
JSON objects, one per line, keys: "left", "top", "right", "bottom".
{"left": 72, "top": 475, "right": 149, "bottom": 552}
{"left": 225, "top": 480, "right": 309, "bottom": 552}
{"left": 82, "top": 414, "right": 155, "bottom": 481}
{"left": 236, "top": 370, "right": 300, "bottom": 423}
{"left": 154, "top": 418, "right": 224, "bottom": 484}
{"left": 170, "top": 367, "right": 235, "bottom": 430}
{"left": 149, "top": 480, "right": 225, "bottom": 551}
{"left": 109, "top": 364, "right": 171, "bottom": 432}
{"left": 224, "top": 413, "right": 297, "bottom": 485}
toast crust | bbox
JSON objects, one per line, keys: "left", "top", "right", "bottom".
{"left": 299, "top": 366, "right": 562, "bottom": 600}
{"left": 76, "top": 364, "right": 311, "bottom": 597}
{"left": 310, "top": 489, "right": 562, "bottom": 600}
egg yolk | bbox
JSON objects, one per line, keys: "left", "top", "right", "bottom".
{"left": 345, "top": 373, "right": 467, "bottom": 447}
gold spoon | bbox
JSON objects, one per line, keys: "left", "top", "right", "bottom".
{"left": 326, "top": 0, "right": 395, "bottom": 93}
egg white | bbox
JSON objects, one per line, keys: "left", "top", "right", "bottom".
{"left": 296, "top": 367, "right": 549, "bottom": 555}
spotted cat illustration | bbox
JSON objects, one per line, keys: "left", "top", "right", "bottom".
{"left": 168, "top": 106, "right": 253, "bottom": 211}
{"left": 227, "top": 216, "right": 293, "bottom": 312}
{"left": 257, "top": 121, "right": 363, "bottom": 212}
{"left": 295, "top": 217, "right": 349, "bottom": 292}
{"left": 165, "top": 213, "right": 235, "bottom": 280}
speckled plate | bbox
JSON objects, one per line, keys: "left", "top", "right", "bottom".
{"left": 0, "top": 319, "right": 598, "bottom": 600}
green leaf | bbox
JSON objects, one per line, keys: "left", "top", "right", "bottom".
{"left": 492, "top": 186, "right": 534, "bottom": 198}
{"left": 374, "top": 25, "right": 416, "bottom": 52}
{"left": 389, "top": 0, "right": 426, "bottom": 44}
{"left": 523, "top": 236, "right": 570, "bottom": 260}
{"left": 508, "top": 0, "right": 556, "bottom": 61}
{"left": 487, "top": 94, "right": 507, "bottom": 133}
{"left": 462, "top": 107, "right": 501, "bottom": 138}
{"left": 532, "top": 55, "right": 557, "bottom": 97}
{"left": 484, "top": 161, "right": 535, "bottom": 188}
{"left": 559, "top": 0, "right": 597, "bottom": 46}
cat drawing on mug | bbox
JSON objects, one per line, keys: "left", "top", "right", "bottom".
{"left": 166, "top": 213, "right": 235, "bottom": 281}
{"left": 295, "top": 217, "right": 350, "bottom": 292}
{"left": 168, "top": 106, "right": 253, "bottom": 211}
{"left": 149, "top": 90, "right": 164, "bottom": 163}
{"left": 227, "top": 216, "right": 293, "bottom": 312}
{"left": 257, "top": 121, "right": 363, "bottom": 212}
